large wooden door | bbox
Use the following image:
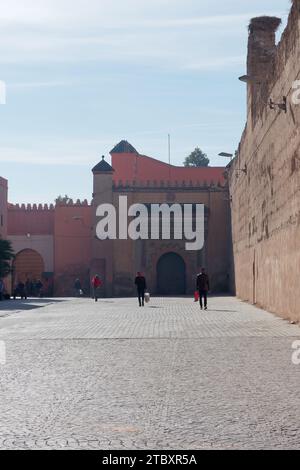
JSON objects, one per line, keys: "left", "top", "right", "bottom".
{"left": 157, "top": 252, "right": 186, "bottom": 295}
{"left": 13, "top": 249, "right": 44, "bottom": 284}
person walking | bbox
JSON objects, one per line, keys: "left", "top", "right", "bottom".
{"left": 25, "top": 279, "right": 32, "bottom": 297}
{"left": 91, "top": 275, "right": 102, "bottom": 302}
{"left": 13, "top": 281, "right": 27, "bottom": 300}
{"left": 0, "top": 278, "right": 5, "bottom": 301}
{"left": 35, "top": 279, "right": 43, "bottom": 298}
{"left": 196, "top": 267, "right": 210, "bottom": 310}
{"left": 135, "top": 272, "right": 147, "bottom": 307}
{"left": 74, "top": 278, "right": 83, "bottom": 297}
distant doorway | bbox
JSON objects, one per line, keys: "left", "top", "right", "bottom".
{"left": 157, "top": 252, "right": 186, "bottom": 295}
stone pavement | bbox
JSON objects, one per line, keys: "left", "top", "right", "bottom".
{"left": 0, "top": 296, "right": 299, "bottom": 450}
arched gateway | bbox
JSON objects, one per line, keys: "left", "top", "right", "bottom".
{"left": 157, "top": 252, "right": 186, "bottom": 295}
{"left": 13, "top": 249, "right": 45, "bottom": 284}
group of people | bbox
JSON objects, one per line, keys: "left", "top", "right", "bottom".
{"left": 74, "top": 269, "right": 210, "bottom": 309}
{"left": 74, "top": 275, "right": 102, "bottom": 302}
{"left": 134, "top": 269, "right": 210, "bottom": 310}
{"left": 0, "top": 278, "right": 44, "bottom": 301}
{"left": 23, "top": 279, "right": 44, "bottom": 297}
{"left": 13, "top": 279, "right": 44, "bottom": 300}
{"left": 74, "top": 272, "right": 148, "bottom": 306}
{"left": 2, "top": 268, "right": 210, "bottom": 307}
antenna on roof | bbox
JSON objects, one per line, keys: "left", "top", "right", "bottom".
{"left": 168, "top": 134, "right": 171, "bottom": 183}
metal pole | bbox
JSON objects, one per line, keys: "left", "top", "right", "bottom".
{"left": 168, "top": 134, "right": 171, "bottom": 183}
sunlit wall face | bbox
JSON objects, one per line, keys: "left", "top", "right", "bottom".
{"left": 0, "top": 178, "right": 8, "bottom": 239}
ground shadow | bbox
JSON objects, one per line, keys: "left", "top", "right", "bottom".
{"left": 206, "top": 309, "right": 237, "bottom": 313}
{"left": 0, "top": 298, "right": 65, "bottom": 312}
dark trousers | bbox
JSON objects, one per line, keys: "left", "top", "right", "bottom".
{"left": 93, "top": 286, "right": 99, "bottom": 302}
{"left": 199, "top": 290, "right": 208, "bottom": 309}
{"left": 137, "top": 289, "right": 145, "bottom": 306}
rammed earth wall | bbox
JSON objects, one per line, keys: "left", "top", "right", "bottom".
{"left": 229, "top": 0, "right": 300, "bottom": 321}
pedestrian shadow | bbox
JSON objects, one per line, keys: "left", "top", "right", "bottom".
{"left": 0, "top": 298, "right": 65, "bottom": 312}
{"left": 206, "top": 309, "right": 237, "bottom": 313}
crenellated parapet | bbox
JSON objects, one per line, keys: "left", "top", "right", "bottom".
{"left": 112, "top": 179, "right": 227, "bottom": 191}
{"left": 9, "top": 199, "right": 91, "bottom": 211}
{"left": 9, "top": 203, "right": 55, "bottom": 211}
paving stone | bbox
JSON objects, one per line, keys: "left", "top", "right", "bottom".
{"left": 0, "top": 296, "right": 299, "bottom": 449}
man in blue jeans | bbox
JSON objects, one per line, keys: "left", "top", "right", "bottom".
{"left": 196, "top": 268, "right": 210, "bottom": 310}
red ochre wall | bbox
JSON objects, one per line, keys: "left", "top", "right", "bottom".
{"left": 111, "top": 151, "right": 226, "bottom": 186}
{"left": 8, "top": 205, "right": 55, "bottom": 235}
{"left": 7, "top": 202, "right": 92, "bottom": 296}
{"left": 54, "top": 204, "right": 92, "bottom": 296}
{"left": 5, "top": 148, "right": 227, "bottom": 296}
{"left": 0, "top": 177, "right": 8, "bottom": 239}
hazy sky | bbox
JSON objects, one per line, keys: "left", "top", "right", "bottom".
{"left": 0, "top": 0, "right": 291, "bottom": 203}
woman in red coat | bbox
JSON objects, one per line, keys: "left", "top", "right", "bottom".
{"left": 91, "top": 275, "right": 102, "bottom": 302}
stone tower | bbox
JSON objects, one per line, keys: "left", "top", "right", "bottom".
{"left": 91, "top": 156, "right": 114, "bottom": 297}
{"left": 247, "top": 16, "right": 282, "bottom": 124}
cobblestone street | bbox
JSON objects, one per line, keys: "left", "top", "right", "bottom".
{"left": 0, "top": 296, "right": 299, "bottom": 450}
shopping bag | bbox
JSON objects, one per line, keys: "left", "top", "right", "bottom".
{"left": 194, "top": 290, "right": 199, "bottom": 302}
{"left": 144, "top": 292, "right": 150, "bottom": 303}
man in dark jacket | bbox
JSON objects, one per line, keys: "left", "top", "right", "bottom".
{"left": 196, "top": 268, "right": 210, "bottom": 310}
{"left": 135, "top": 272, "right": 147, "bottom": 307}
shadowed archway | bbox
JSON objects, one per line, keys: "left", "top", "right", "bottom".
{"left": 157, "top": 252, "right": 186, "bottom": 295}
{"left": 13, "top": 249, "right": 45, "bottom": 285}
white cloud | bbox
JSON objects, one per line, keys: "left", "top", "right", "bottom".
{"left": 186, "top": 55, "right": 246, "bottom": 71}
{"left": 0, "top": 0, "right": 287, "bottom": 69}
{"left": 139, "top": 13, "right": 259, "bottom": 29}
{"left": 0, "top": 28, "right": 245, "bottom": 69}
{"left": 8, "top": 80, "right": 72, "bottom": 90}
{"left": 0, "top": 0, "right": 287, "bottom": 28}
{"left": 0, "top": 138, "right": 113, "bottom": 165}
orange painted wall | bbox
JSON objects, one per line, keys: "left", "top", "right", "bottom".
{"left": 54, "top": 204, "right": 92, "bottom": 295}
{"left": 8, "top": 205, "right": 54, "bottom": 235}
{"left": 111, "top": 152, "right": 226, "bottom": 185}
{"left": 4, "top": 146, "right": 227, "bottom": 296}
{"left": 6, "top": 203, "right": 92, "bottom": 295}
{"left": 0, "top": 177, "right": 8, "bottom": 238}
